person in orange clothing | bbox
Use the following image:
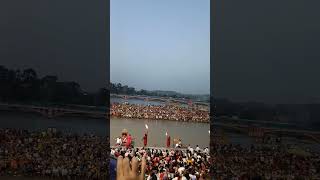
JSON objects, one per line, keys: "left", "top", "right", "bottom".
{"left": 143, "top": 131, "right": 148, "bottom": 147}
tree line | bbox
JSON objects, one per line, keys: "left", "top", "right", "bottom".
{"left": 214, "top": 98, "right": 320, "bottom": 130}
{"left": 109, "top": 82, "right": 210, "bottom": 102}
{"left": 0, "top": 65, "right": 108, "bottom": 106}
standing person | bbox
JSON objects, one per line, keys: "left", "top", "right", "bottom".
{"left": 126, "top": 134, "right": 132, "bottom": 149}
{"left": 159, "top": 169, "right": 165, "bottom": 180}
{"left": 116, "top": 137, "right": 122, "bottom": 146}
{"left": 166, "top": 135, "right": 171, "bottom": 148}
{"left": 121, "top": 129, "right": 128, "bottom": 146}
{"left": 178, "top": 139, "right": 182, "bottom": 148}
{"left": 143, "top": 131, "right": 148, "bottom": 147}
{"left": 174, "top": 138, "right": 179, "bottom": 148}
{"left": 195, "top": 145, "right": 200, "bottom": 152}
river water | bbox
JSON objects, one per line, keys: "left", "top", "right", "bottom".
{"left": 2, "top": 97, "right": 317, "bottom": 151}
{"left": 0, "top": 98, "right": 210, "bottom": 147}
{"left": 111, "top": 117, "right": 209, "bottom": 147}
{"left": 1, "top": 111, "right": 319, "bottom": 151}
{"left": 110, "top": 98, "right": 210, "bottom": 147}
{"left": 0, "top": 111, "right": 108, "bottom": 136}
{"left": 0, "top": 111, "right": 209, "bottom": 148}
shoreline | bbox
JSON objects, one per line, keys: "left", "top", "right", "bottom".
{"left": 110, "top": 94, "right": 210, "bottom": 106}
{"left": 110, "top": 115, "right": 209, "bottom": 124}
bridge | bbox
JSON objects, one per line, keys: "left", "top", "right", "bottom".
{"left": 0, "top": 103, "right": 107, "bottom": 119}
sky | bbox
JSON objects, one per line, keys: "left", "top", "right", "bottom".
{"left": 0, "top": 0, "right": 108, "bottom": 92}
{"left": 213, "top": 0, "right": 320, "bottom": 104}
{"left": 2, "top": 0, "right": 320, "bottom": 103}
{"left": 110, "top": 0, "right": 210, "bottom": 95}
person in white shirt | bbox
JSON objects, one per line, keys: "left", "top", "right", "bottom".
{"left": 189, "top": 147, "right": 194, "bottom": 154}
{"left": 189, "top": 173, "right": 197, "bottom": 180}
{"left": 178, "top": 167, "right": 185, "bottom": 175}
{"left": 111, "top": 149, "right": 115, "bottom": 156}
{"left": 173, "top": 174, "right": 187, "bottom": 180}
{"left": 204, "top": 147, "right": 209, "bottom": 154}
{"left": 116, "top": 137, "right": 122, "bottom": 146}
{"left": 195, "top": 145, "right": 200, "bottom": 152}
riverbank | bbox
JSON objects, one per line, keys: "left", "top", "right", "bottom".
{"left": 111, "top": 103, "right": 209, "bottom": 123}
{"left": 110, "top": 115, "right": 209, "bottom": 124}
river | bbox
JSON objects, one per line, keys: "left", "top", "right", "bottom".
{"left": 0, "top": 111, "right": 108, "bottom": 136}
{"left": 1, "top": 111, "right": 319, "bottom": 151}
{"left": 111, "top": 117, "right": 209, "bottom": 147}
{"left": 110, "top": 98, "right": 210, "bottom": 147}
{"left": 2, "top": 97, "right": 317, "bottom": 151}
{"left": 0, "top": 111, "right": 210, "bottom": 148}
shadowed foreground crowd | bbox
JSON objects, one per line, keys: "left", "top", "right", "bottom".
{"left": 111, "top": 146, "right": 211, "bottom": 180}
{"left": 211, "top": 143, "right": 320, "bottom": 179}
{"left": 111, "top": 103, "right": 209, "bottom": 123}
{"left": 2, "top": 128, "right": 320, "bottom": 179}
{"left": 0, "top": 129, "right": 109, "bottom": 179}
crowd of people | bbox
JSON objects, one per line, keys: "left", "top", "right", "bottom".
{"left": 111, "top": 103, "right": 209, "bottom": 123}
{"left": 111, "top": 145, "right": 211, "bottom": 180}
{"left": 211, "top": 143, "right": 320, "bottom": 179}
{"left": 0, "top": 128, "right": 109, "bottom": 179}
{"left": 2, "top": 130, "right": 319, "bottom": 180}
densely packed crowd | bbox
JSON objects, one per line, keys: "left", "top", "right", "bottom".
{"left": 0, "top": 128, "right": 109, "bottom": 179}
{"left": 111, "top": 145, "right": 211, "bottom": 180}
{"left": 211, "top": 143, "right": 320, "bottom": 179}
{"left": 111, "top": 103, "right": 209, "bottom": 123}
{"left": 2, "top": 129, "right": 319, "bottom": 180}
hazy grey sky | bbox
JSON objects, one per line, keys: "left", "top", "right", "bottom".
{"left": 111, "top": 0, "right": 210, "bottom": 95}
{"left": 3, "top": 0, "right": 319, "bottom": 103}
{"left": 213, "top": 0, "right": 320, "bottom": 104}
{"left": 0, "top": 0, "right": 107, "bottom": 92}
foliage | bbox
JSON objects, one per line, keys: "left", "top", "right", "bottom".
{"left": 109, "top": 82, "right": 210, "bottom": 102}
{"left": 0, "top": 65, "right": 108, "bottom": 106}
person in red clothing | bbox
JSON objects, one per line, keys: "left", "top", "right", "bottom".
{"left": 126, "top": 134, "right": 132, "bottom": 148}
{"left": 121, "top": 129, "right": 128, "bottom": 146}
{"left": 143, "top": 131, "right": 148, "bottom": 147}
{"left": 159, "top": 170, "right": 165, "bottom": 180}
{"left": 166, "top": 135, "right": 171, "bottom": 148}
